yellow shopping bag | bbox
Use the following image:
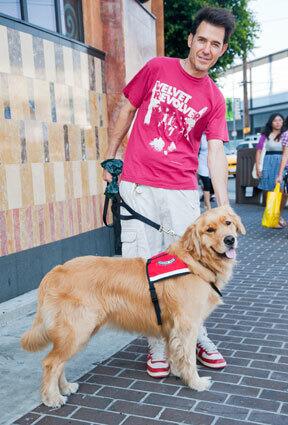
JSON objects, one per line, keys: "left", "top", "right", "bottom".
{"left": 262, "top": 183, "right": 282, "bottom": 228}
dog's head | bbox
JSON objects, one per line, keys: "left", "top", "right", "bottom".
{"left": 181, "top": 206, "right": 245, "bottom": 266}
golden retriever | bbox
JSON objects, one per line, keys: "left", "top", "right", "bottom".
{"left": 21, "top": 206, "right": 245, "bottom": 407}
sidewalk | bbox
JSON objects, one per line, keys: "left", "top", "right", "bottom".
{"left": 6, "top": 201, "right": 288, "bottom": 425}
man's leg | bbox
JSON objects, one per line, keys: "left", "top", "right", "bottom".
{"left": 163, "top": 189, "right": 227, "bottom": 370}
{"left": 196, "top": 326, "right": 227, "bottom": 368}
{"left": 203, "top": 191, "right": 212, "bottom": 210}
{"left": 119, "top": 182, "right": 170, "bottom": 378}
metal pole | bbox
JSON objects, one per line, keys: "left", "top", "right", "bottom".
{"left": 232, "top": 80, "right": 237, "bottom": 150}
{"left": 242, "top": 55, "right": 250, "bottom": 137}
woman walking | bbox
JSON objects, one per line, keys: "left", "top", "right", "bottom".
{"left": 276, "top": 116, "right": 288, "bottom": 195}
{"left": 198, "top": 135, "right": 214, "bottom": 210}
{"left": 255, "top": 113, "right": 286, "bottom": 227}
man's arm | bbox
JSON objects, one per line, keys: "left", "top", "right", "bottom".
{"left": 103, "top": 97, "right": 137, "bottom": 182}
{"left": 207, "top": 139, "right": 229, "bottom": 206}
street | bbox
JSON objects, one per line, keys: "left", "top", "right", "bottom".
{"left": 5, "top": 190, "right": 288, "bottom": 425}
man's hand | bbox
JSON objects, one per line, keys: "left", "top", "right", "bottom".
{"left": 102, "top": 98, "right": 137, "bottom": 183}
{"left": 207, "top": 139, "right": 229, "bottom": 206}
{"left": 103, "top": 169, "right": 113, "bottom": 183}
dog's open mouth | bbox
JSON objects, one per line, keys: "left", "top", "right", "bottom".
{"left": 212, "top": 247, "right": 236, "bottom": 259}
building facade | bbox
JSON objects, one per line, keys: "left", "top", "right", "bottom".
{"left": 0, "top": 0, "right": 164, "bottom": 302}
{"left": 219, "top": 49, "right": 288, "bottom": 139}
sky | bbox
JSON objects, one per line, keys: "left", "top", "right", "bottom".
{"left": 248, "top": 0, "right": 288, "bottom": 59}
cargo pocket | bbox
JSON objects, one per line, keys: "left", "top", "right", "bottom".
{"left": 121, "top": 229, "right": 138, "bottom": 258}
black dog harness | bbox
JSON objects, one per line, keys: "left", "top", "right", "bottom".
{"left": 146, "top": 252, "right": 222, "bottom": 325}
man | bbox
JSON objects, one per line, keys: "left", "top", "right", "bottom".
{"left": 103, "top": 7, "right": 235, "bottom": 378}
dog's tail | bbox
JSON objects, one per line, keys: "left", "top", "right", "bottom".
{"left": 21, "top": 309, "right": 50, "bottom": 352}
{"left": 21, "top": 273, "right": 53, "bottom": 352}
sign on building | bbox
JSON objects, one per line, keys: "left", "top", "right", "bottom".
{"left": 226, "top": 97, "right": 242, "bottom": 121}
{"left": 226, "top": 98, "right": 233, "bottom": 121}
{"left": 234, "top": 98, "right": 241, "bottom": 120}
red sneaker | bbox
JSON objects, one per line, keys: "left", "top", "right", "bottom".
{"left": 146, "top": 338, "right": 170, "bottom": 378}
{"left": 196, "top": 327, "right": 226, "bottom": 369}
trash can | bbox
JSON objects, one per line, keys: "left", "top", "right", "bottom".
{"left": 236, "top": 148, "right": 261, "bottom": 204}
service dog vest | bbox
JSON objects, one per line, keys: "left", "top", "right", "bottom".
{"left": 146, "top": 252, "right": 222, "bottom": 326}
{"left": 146, "top": 252, "right": 191, "bottom": 325}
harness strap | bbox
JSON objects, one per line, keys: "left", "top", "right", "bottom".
{"left": 209, "top": 282, "right": 223, "bottom": 297}
{"left": 146, "top": 259, "right": 162, "bottom": 326}
{"left": 145, "top": 256, "right": 222, "bottom": 326}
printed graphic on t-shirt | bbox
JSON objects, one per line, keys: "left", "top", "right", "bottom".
{"left": 144, "top": 81, "right": 208, "bottom": 156}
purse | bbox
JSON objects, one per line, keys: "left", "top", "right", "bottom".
{"left": 262, "top": 183, "right": 282, "bottom": 228}
{"left": 252, "top": 144, "right": 266, "bottom": 179}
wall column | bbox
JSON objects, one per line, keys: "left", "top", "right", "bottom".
{"left": 100, "top": 1, "right": 126, "bottom": 139}
{"left": 82, "top": 0, "right": 103, "bottom": 51}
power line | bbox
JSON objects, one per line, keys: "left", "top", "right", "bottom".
{"left": 261, "top": 17, "right": 288, "bottom": 23}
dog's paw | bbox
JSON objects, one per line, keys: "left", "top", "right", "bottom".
{"left": 42, "top": 393, "right": 67, "bottom": 408}
{"left": 170, "top": 365, "right": 181, "bottom": 378}
{"left": 190, "top": 376, "right": 212, "bottom": 392}
{"left": 60, "top": 382, "right": 79, "bottom": 396}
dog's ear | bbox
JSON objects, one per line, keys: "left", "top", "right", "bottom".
{"left": 221, "top": 205, "right": 246, "bottom": 235}
{"left": 181, "top": 224, "right": 201, "bottom": 257}
{"left": 230, "top": 211, "right": 246, "bottom": 235}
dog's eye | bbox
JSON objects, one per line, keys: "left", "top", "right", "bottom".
{"left": 206, "top": 227, "right": 215, "bottom": 233}
{"left": 225, "top": 221, "right": 231, "bottom": 226}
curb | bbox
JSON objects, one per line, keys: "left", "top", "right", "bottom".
{"left": 0, "top": 290, "right": 37, "bottom": 327}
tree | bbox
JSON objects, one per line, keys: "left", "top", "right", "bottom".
{"left": 164, "top": 0, "right": 259, "bottom": 80}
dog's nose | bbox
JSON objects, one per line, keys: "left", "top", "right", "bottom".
{"left": 224, "top": 235, "right": 235, "bottom": 246}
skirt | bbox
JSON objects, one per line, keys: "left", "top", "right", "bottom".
{"left": 258, "top": 153, "right": 282, "bottom": 191}
{"left": 198, "top": 175, "right": 214, "bottom": 194}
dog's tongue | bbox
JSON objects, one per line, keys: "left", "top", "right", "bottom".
{"left": 225, "top": 248, "right": 236, "bottom": 259}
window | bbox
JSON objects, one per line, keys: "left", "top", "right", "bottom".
{"left": 0, "top": 1, "right": 21, "bottom": 18}
{"left": 27, "top": 0, "right": 56, "bottom": 32}
{"left": 60, "top": 0, "right": 83, "bottom": 41}
{"left": 0, "top": 0, "right": 83, "bottom": 42}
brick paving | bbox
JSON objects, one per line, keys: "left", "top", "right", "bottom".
{"left": 13, "top": 203, "right": 288, "bottom": 425}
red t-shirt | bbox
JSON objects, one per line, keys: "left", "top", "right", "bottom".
{"left": 122, "top": 57, "right": 229, "bottom": 190}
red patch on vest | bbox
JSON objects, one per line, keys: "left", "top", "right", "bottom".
{"left": 147, "top": 252, "right": 191, "bottom": 282}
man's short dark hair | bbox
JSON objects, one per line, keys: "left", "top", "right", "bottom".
{"left": 191, "top": 7, "right": 236, "bottom": 44}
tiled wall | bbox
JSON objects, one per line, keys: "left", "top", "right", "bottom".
{"left": 0, "top": 24, "right": 108, "bottom": 257}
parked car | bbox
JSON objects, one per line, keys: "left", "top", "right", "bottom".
{"left": 224, "top": 144, "right": 237, "bottom": 177}
{"left": 245, "top": 134, "right": 259, "bottom": 142}
{"left": 236, "top": 140, "right": 258, "bottom": 151}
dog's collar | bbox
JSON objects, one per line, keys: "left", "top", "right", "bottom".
{"left": 209, "top": 282, "right": 222, "bottom": 297}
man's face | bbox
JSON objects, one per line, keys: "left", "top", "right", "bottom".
{"left": 188, "top": 21, "right": 228, "bottom": 76}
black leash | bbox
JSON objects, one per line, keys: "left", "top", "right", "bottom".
{"left": 119, "top": 195, "right": 179, "bottom": 237}
{"left": 101, "top": 159, "right": 178, "bottom": 237}
{"left": 103, "top": 193, "right": 179, "bottom": 238}
{"left": 103, "top": 194, "right": 115, "bottom": 227}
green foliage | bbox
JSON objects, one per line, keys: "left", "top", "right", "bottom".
{"left": 164, "top": 0, "right": 259, "bottom": 80}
